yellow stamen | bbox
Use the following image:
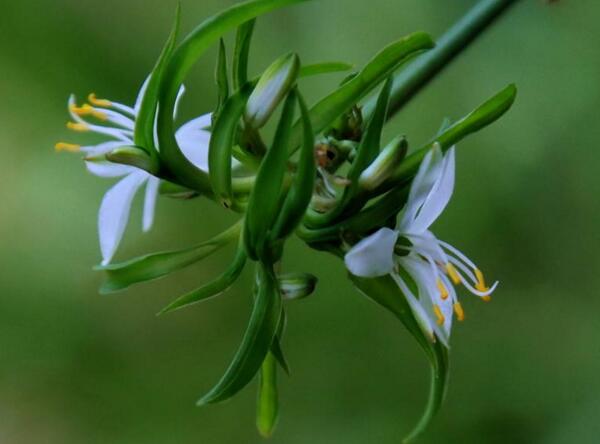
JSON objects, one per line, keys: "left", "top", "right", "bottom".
{"left": 88, "top": 93, "right": 112, "bottom": 107}
{"left": 475, "top": 269, "right": 489, "bottom": 293}
{"left": 433, "top": 304, "right": 445, "bottom": 326}
{"left": 66, "top": 121, "right": 89, "bottom": 132}
{"left": 70, "top": 103, "right": 107, "bottom": 121}
{"left": 446, "top": 263, "right": 461, "bottom": 285}
{"left": 453, "top": 302, "right": 465, "bottom": 321}
{"left": 437, "top": 279, "right": 449, "bottom": 300}
{"left": 55, "top": 142, "right": 81, "bottom": 152}
{"left": 482, "top": 295, "right": 492, "bottom": 303}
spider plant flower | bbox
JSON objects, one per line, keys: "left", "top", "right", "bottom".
{"left": 55, "top": 78, "right": 213, "bottom": 265}
{"left": 344, "top": 144, "right": 497, "bottom": 345}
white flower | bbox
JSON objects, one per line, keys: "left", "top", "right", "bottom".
{"left": 345, "top": 144, "right": 497, "bottom": 346}
{"left": 56, "top": 78, "right": 213, "bottom": 265}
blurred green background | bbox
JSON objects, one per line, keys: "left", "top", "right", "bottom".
{"left": 1, "top": 0, "right": 599, "bottom": 443}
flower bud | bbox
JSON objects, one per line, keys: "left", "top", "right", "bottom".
{"left": 245, "top": 53, "right": 300, "bottom": 129}
{"left": 358, "top": 136, "right": 408, "bottom": 190}
{"left": 278, "top": 273, "right": 317, "bottom": 301}
{"left": 101, "top": 145, "right": 157, "bottom": 174}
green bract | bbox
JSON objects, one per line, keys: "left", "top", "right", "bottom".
{"left": 78, "top": 0, "right": 520, "bottom": 442}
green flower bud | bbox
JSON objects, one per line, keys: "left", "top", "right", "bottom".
{"left": 278, "top": 273, "right": 318, "bottom": 301}
{"left": 245, "top": 53, "right": 300, "bottom": 129}
{"left": 90, "top": 145, "right": 158, "bottom": 174}
{"left": 358, "top": 136, "right": 408, "bottom": 190}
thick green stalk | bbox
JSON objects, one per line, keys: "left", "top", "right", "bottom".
{"left": 363, "top": 0, "right": 519, "bottom": 122}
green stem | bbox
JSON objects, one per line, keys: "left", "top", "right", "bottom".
{"left": 363, "top": 0, "right": 519, "bottom": 122}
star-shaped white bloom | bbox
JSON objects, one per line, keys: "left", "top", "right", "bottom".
{"left": 345, "top": 144, "right": 497, "bottom": 346}
{"left": 56, "top": 78, "right": 213, "bottom": 265}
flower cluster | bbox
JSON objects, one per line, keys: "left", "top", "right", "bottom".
{"left": 56, "top": 0, "right": 516, "bottom": 441}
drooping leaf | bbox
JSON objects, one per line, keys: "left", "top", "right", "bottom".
{"left": 198, "top": 264, "right": 282, "bottom": 405}
{"left": 289, "top": 32, "right": 434, "bottom": 154}
{"left": 95, "top": 221, "right": 241, "bottom": 294}
{"left": 382, "top": 84, "right": 517, "bottom": 192}
{"left": 350, "top": 274, "right": 449, "bottom": 443}
{"left": 209, "top": 84, "right": 253, "bottom": 208}
{"left": 214, "top": 38, "right": 230, "bottom": 120}
{"left": 256, "top": 351, "right": 279, "bottom": 438}
{"left": 233, "top": 19, "right": 256, "bottom": 90}
{"left": 269, "top": 90, "right": 315, "bottom": 240}
{"left": 156, "top": 0, "right": 309, "bottom": 191}
{"left": 298, "top": 61, "right": 354, "bottom": 78}
{"left": 134, "top": 4, "right": 180, "bottom": 153}
{"left": 158, "top": 246, "right": 247, "bottom": 314}
{"left": 244, "top": 91, "right": 297, "bottom": 261}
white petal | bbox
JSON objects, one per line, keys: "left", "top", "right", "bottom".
{"left": 397, "top": 145, "right": 444, "bottom": 232}
{"left": 344, "top": 228, "right": 399, "bottom": 277}
{"left": 86, "top": 161, "right": 137, "bottom": 178}
{"left": 391, "top": 272, "right": 435, "bottom": 341}
{"left": 98, "top": 172, "right": 148, "bottom": 265}
{"left": 142, "top": 176, "right": 160, "bottom": 232}
{"left": 134, "top": 76, "right": 151, "bottom": 114}
{"left": 175, "top": 114, "right": 213, "bottom": 172}
{"left": 410, "top": 147, "right": 455, "bottom": 233}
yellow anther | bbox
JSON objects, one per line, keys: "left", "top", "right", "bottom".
{"left": 453, "top": 302, "right": 465, "bottom": 322}
{"left": 70, "top": 103, "right": 107, "bottom": 121}
{"left": 437, "top": 279, "right": 449, "bottom": 300}
{"left": 433, "top": 304, "right": 445, "bottom": 326}
{"left": 55, "top": 142, "right": 81, "bottom": 152}
{"left": 88, "top": 93, "right": 112, "bottom": 107}
{"left": 481, "top": 295, "right": 492, "bottom": 303}
{"left": 66, "top": 121, "right": 89, "bottom": 132}
{"left": 475, "top": 269, "right": 489, "bottom": 293}
{"left": 446, "top": 263, "right": 461, "bottom": 285}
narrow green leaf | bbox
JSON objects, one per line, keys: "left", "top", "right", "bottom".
{"left": 350, "top": 274, "right": 449, "bottom": 444}
{"left": 233, "top": 19, "right": 256, "bottom": 90}
{"left": 270, "top": 307, "right": 290, "bottom": 375}
{"left": 256, "top": 352, "right": 279, "bottom": 438}
{"left": 245, "top": 53, "right": 300, "bottom": 129}
{"left": 157, "top": 0, "right": 309, "bottom": 191}
{"left": 95, "top": 221, "right": 241, "bottom": 294}
{"left": 312, "top": 77, "right": 393, "bottom": 227}
{"left": 214, "top": 38, "right": 230, "bottom": 120}
{"left": 198, "top": 264, "right": 282, "bottom": 405}
{"left": 209, "top": 84, "right": 253, "bottom": 208}
{"left": 289, "top": 32, "right": 434, "bottom": 154}
{"left": 158, "top": 247, "right": 247, "bottom": 314}
{"left": 134, "top": 4, "right": 180, "bottom": 152}
{"left": 383, "top": 84, "right": 517, "bottom": 192}
{"left": 298, "top": 61, "right": 354, "bottom": 78}
{"left": 269, "top": 90, "right": 315, "bottom": 240}
{"left": 244, "top": 91, "right": 297, "bottom": 261}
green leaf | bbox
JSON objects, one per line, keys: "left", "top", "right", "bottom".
{"left": 232, "top": 19, "right": 256, "bottom": 90}
{"left": 298, "top": 61, "right": 354, "bottom": 78}
{"left": 95, "top": 222, "right": 241, "bottom": 294}
{"left": 289, "top": 32, "right": 434, "bottom": 154}
{"left": 209, "top": 84, "right": 253, "bottom": 208}
{"left": 214, "top": 38, "right": 230, "bottom": 120}
{"left": 256, "top": 352, "right": 279, "bottom": 438}
{"left": 350, "top": 274, "right": 449, "bottom": 443}
{"left": 198, "top": 264, "right": 282, "bottom": 405}
{"left": 380, "top": 84, "right": 516, "bottom": 193}
{"left": 158, "top": 247, "right": 247, "bottom": 314}
{"left": 269, "top": 90, "right": 315, "bottom": 240}
{"left": 244, "top": 90, "right": 296, "bottom": 261}
{"left": 134, "top": 4, "right": 180, "bottom": 153}
{"left": 245, "top": 53, "right": 300, "bottom": 129}
{"left": 157, "top": 0, "right": 309, "bottom": 191}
